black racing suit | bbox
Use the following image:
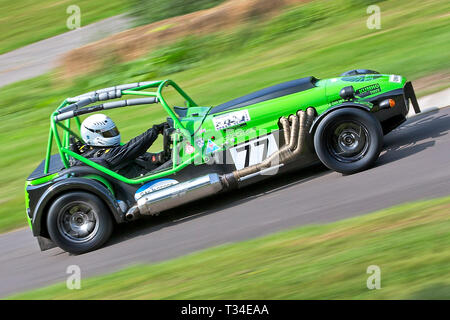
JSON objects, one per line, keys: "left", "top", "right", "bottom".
{"left": 72, "top": 123, "right": 166, "bottom": 178}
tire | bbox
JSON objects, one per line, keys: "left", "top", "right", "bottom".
{"left": 314, "top": 108, "right": 383, "bottom": 174}
{"left": 47, "top": 191, "right": 113, "bottom": 254}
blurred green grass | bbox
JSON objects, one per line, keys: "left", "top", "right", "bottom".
{"left": 0, "top": 0, "right": 128, "bottom": 54}
{"left": 0, "top": 0, "right": 449, "bottom": 233}
{"left": 128, "top": 0, "right": 225, "bottom": 26}
{"left": 9, "top": 196, "right": 450, "bottom": 299}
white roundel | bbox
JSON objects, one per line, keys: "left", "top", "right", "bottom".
{"left": 80, "top": 114, "right": 121, "bottom": 147}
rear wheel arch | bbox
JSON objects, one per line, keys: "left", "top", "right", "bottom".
{"left": 32, "top": 178, "right": 122, "bottom": 238}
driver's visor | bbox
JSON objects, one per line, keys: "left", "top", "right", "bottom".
{"left": 101, "top": 127, "right": 120, "bottom": 138}
{"left": 87, "top": 126, "right": 120, "bottom": 137}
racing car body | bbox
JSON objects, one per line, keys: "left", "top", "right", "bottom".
{"left": 25, "top": 70, "right": 420, "bottom": 253}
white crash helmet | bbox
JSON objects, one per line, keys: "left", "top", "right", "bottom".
{"left": 80, "top": 114, "right": 121, "bottom": 147}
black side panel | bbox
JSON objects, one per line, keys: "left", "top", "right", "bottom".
{"left": 210, "top": 77, "right": 317, "bottom": 114}
{"left": 27, "top": 154, "right": 64, "bottom": 181}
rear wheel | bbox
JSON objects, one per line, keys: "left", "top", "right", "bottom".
{"left": 314, "top": 108, "right": 383, "bottom": 174}
{"left": 47, "top": 192, "right": 113, "bottom": 254}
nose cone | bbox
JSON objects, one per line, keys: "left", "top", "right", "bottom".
{"left": 325, "top": 73, "right": 406, "bottom": 103}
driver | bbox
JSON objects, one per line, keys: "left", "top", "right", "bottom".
{"left": 73, "top": 113, "right": 168, "bottom": 178}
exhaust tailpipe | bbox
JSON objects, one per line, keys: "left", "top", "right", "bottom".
{"left": 125, "top": 205, "right": 140, "bottom": 221}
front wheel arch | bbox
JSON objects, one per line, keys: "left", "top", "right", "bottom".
{"left": 309, "top": 104, "right": 373, "bottom": 137}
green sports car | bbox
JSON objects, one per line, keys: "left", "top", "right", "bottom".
{"left": 25, "top": 69, "right": 421, "bottom": 254}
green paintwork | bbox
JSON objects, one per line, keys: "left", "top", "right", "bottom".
{"left": 84, "top": 174, "right": 115, "bottom": 196}
{"left": 27, "top": 173, "right": 59, "bottom": 186}
{"left": 24, "top": 183, "right": 32, "bottom": 230}
{"left": 39, "top": 73, "right": 406, "bottom": 185}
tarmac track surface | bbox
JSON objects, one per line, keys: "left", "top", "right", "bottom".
{"left": 0, "top": 107, "right": 449, "bottom": 297}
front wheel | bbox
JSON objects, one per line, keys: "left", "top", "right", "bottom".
{"left": 47, "top": 192, "right": 113, "bottom": 254}
{"left": 314, "top": 108, "right": 383, "bottom": 174}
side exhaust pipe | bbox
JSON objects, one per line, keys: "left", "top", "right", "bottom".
{"left": 227, "top": 107, "right": 316, "bottom": 182}
{"left": 126, "top": 174, "right": 223, "bottom": 218}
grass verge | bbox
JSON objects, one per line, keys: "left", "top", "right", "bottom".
{"left": 8, "top": 196, "right": 450, "bottom": 299}
{"left": 0, "top": 0, "right": 128, "bottom": 54}
{"left": 0, "top": 0, "right": 449, "bottom": 233}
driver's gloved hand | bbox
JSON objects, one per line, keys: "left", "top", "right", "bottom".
{"left": 153, "top": 122, "right": 168, "bottom": 134}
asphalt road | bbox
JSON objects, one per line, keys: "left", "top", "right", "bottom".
{"left": 1, "top": 107, "right": 449, "bottom": 298}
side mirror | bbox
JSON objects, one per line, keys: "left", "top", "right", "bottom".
{"left": 339, "top": 86, "right": 355, "bottom": 100}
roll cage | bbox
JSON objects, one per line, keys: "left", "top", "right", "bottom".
{"left": 45, "top": 80, "right": 200, "bottom": 184}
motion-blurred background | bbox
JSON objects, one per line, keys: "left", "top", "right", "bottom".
{"left": 0, "top": 0, "right": 449, "bottom": 299}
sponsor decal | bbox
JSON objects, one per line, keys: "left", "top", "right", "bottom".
{"left": 229, "top": 134, "right": 279, "bottom": 170}
{"left": 135, "top": 179, "right": 179, "bottom": 200}
{"left": 355, "top": 83, "right": 381, "bottom": 97}
{"left": 389, "top": 75, "right": 402, "bottom": 83}
{"left": 206, "top": 139, "right": 220, "bottom": 154}
{"left": 199, "top": 128, "right": 206, "bottom": 134}
{"left": 330, "top": 98, "right": 346, "bottom": 106}
{"left": 213, "top": 110, "right": 250, "bottom": 130}
{"left": 185, "top": 142, "right": 195, "bottom": 155}
{"left": 195, "top": 138, "right": 205, "bottom": 148}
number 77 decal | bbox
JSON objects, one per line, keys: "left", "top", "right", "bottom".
{"left": 229, "top": 134, "right": 279, "bottom": 170}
